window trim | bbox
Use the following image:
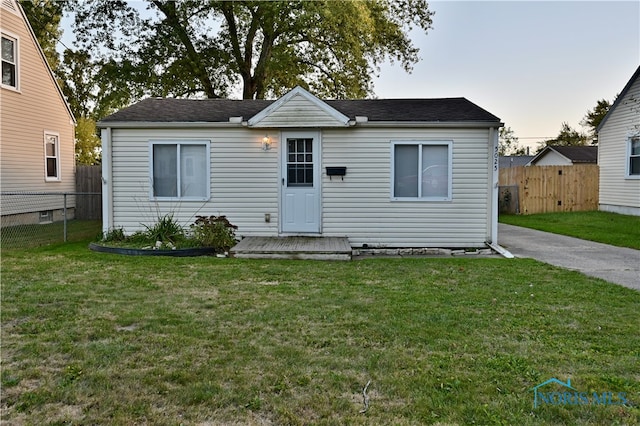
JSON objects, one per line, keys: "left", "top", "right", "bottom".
{"left": 626, "top": 135, "right": 640, "bottom": 179}
{"left": 1, "top": 30, "right": 19, "bottom": 91}
{"left": 43, "top": 131, "right": 61, "bottom": 182}
{"left": 148, "top": 140, "right": 211, "bottom": 201}
{"left": 390, "top": 140, "right": 453, "bottom": 201}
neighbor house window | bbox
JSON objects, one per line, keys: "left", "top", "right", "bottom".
{"left": 391, "top": 141, "right": 452, "bottom": 200}
{"left": 1, "top": 33, "right": 18, "bottom": 89}
{"left": 44, "top": 132, "right": 60, "bottom": 181}
{"left": 150, "top": 140, "right": 210, "bottom": 200}
{"left": 628, "top": 136, "right": 640, "bottom": 177}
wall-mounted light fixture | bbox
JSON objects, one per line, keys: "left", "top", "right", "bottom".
{"left": 262, "top": 135, "right": 271, "bottom": 151}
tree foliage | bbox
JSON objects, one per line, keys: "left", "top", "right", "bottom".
{"left": 580, "top": 98, "right": 612, "bottom": 143}
{"left": 19, "top": 0, "right": 63, "bottom": 70}
{"left": 498, "top": 126, "right": 526, "bottom": 156}
{"left": 69, "top": 0, "right": 435, "bottom": 100}
{"left": 538, "top": 122, "right": 589, "bottom": 153}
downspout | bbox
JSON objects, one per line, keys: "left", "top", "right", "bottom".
{"left": 100, "top": 127, "right": 113, "bottom": 234}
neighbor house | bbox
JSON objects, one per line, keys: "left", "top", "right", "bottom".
{"left": 526, "top": 145, "right": 598, "bottom": 166}
{"left": 596, "top": 65, "right": 640, "bottom": 216}
{"left": 0, "top": 0, "right": 76, "bottom": 225}
{"left": 98, "top": 86, "right": 503, "bottom": 248}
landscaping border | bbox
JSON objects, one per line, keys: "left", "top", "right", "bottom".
{"left": 88, "top": 242, "right": 218, "bottom": 257}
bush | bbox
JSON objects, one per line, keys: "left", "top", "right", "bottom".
{"left": 102, "top": 227, "right": 126, "bottom": 242}
{"left": 190, "top": 215, "right": 238, "bottom": 252}
{"left": 143, "top": 214, "right": 184, "bottom": 243}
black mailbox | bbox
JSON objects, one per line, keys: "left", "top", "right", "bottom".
{"left": 326, "top": 167, "right": 347, "bottom": 180}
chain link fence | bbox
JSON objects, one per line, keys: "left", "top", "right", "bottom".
{"left": 1, "top": 192, "right": 102, "bottom": 250}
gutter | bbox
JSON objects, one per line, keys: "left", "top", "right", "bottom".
{"left": 96, "top": 120, "right": 505, "bottom": 129}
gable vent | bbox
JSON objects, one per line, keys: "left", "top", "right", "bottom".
{"left": 1, "top": 0, "right": 18, "bottom": 12}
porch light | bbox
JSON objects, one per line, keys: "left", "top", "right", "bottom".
{"left": 262, "top": 135, "right": 271, "bottom": 151}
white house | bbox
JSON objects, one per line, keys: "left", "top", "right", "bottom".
{"left": 1, "top": 0, "right": 76, "bottom": 225}
{"left": 597, "top": 65, "right": 640, "bottom": 216}
{"left": 98, "top": 87, "right": 503, "bottom": 248}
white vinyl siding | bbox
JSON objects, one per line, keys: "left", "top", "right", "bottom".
{"left": 108, "top": 126, "right": 494, "bottom": 247}
{"left": 321, "top": 127, "right": 491, "bottom": 247}
{"left": 391, "top": 141, "right": 452, "bottom": 201}
{"left": 149, "top": 140, "right": 210, "bottom": 200}
{"left": 110, "top": 128, "right": 279, "bottom": 235}
{"left": 250, "top": 93, "right": 347, "bottom": 128}
{"left": 598, "top": 73, "right": 640, "bottom": 214}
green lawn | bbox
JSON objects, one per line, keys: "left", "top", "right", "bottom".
{"left": 1, "top": 243, "right": 639, "bottom": 425}
{"left": 0, "top": 220, "right": 102, "bottom": 251}
{"left": 500, "top": 211, "right": 640, "bottom": 250}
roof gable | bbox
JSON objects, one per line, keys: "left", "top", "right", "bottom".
{"left": 248, "top": 86, "right": 350, "bottom": 128}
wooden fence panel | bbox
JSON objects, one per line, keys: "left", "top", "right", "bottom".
{"left": 75, "top": 165, "right": 102, "bottom": 220}
{"left": 499, "top": 165, "right": 599, "bottom": 214}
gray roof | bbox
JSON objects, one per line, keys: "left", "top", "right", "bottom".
{"left": 530, "top": 145, "right": 598, "bottom": 165}
{"left": 99, "top": 97, "right": 501, "bottom": 124}
{"left": 499, "top": 156, "right": 534, "bottom": 168}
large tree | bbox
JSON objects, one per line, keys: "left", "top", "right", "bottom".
{"left": 19, "top": 0, "right": 63, "bottom": 70}
{"left": 537, "top": 122, "right": 589, "bottom": 153}
{"left": 498, "top": 126, "right": 526, "bottom": 156}
{"left": 581, "top": 98, "right": 612, "bottom": 144}
{"left": 69, "top": 0, "right": 435, "bottom": 100}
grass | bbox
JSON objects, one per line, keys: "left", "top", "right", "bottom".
{"left": 0, "top": 220, "right": 102, "bottom": 251}
{"left": 1, "top": 242, "right": 639, "bottom": 425}
{"left": 499, "top": 211, "right": 640, "bottom": 250}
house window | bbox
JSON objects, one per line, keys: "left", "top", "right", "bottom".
{"left": 1, "top": 33, "right": 18, "bottom": 89}
{"left": 44, "top": 132, "right": 60, "bottom": 181}
{"left": 628, "top": 136, "right": 640, "bottom": 177}
{"left": 150, "top": 140, "right": 210, "bottom": 200}
{"left": 391, "top": 141, "right": 452, "bottom": 200}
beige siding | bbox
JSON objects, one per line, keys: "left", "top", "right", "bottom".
{"left": 109, "top": 128, "right": 280, "bottom": 236}
{"left": 109, "top": 126, "right": 493, "bottom": 246}
{"left": 0, "top": 6, "right": 75, "bottom": 215}
{"left": 598, "top": 75, "right": 640, "bottom": 215}
{"left": 251, "top": 93, "right": 347, "bottom": 127}
{"left": 321, "top": 127, "right": 491, "bottom": 247}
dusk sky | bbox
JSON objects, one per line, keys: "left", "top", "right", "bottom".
{"left": 60, "top": 1, "right": 640, "bottom": 151}
{"left": 374, "top": 1, "right": 640, "bottom": 151}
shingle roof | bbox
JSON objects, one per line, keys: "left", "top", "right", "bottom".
{"left": 530, "top": 145, "right": 598, "bottom": 165}
{"left": 548, "top": 146, "right": 598, "bottom": 163}
{"left": 99, "top": 97, "right": 501, "bottom": 124}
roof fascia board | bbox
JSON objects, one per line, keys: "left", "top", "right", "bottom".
{"left": 352, "top": 121, "right": 503, "bottom": 128}
{"left": 247, "top": 86, "right": 350, "bottom": 127}
{"left": 97, "top": 120, "right": 504, "bottom": 129}
{"left": 96, "top": 121, "right": 246, "bottom": 129}
{"left": 17, "top": 2, "right": 76, "bottom": 124}
{"left": 597, "top": 65, "right": 640, "bottom": 132}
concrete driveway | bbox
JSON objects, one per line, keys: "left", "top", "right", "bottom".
{"left": 498, "top": 223, "right": 640, "bottom": 291}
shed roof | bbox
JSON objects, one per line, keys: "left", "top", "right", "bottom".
{"left": 99, "top": 96, "right": 501, "bottom": 125}
{"left": 529, "top": 145, "right": 598, "bottom": 165}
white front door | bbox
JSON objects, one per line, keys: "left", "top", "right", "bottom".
{"left": 281, "top": 131, "right": 321, "bottom": 234}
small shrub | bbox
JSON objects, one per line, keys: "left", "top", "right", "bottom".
{"left": 102, "top": 227, "right": 126, "bottom": 242}
{"left": 143, "top": 214, "right": 184, "bottom": 243}
{"left": 190, "top": 215, "right": 238, "bottom": 252}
